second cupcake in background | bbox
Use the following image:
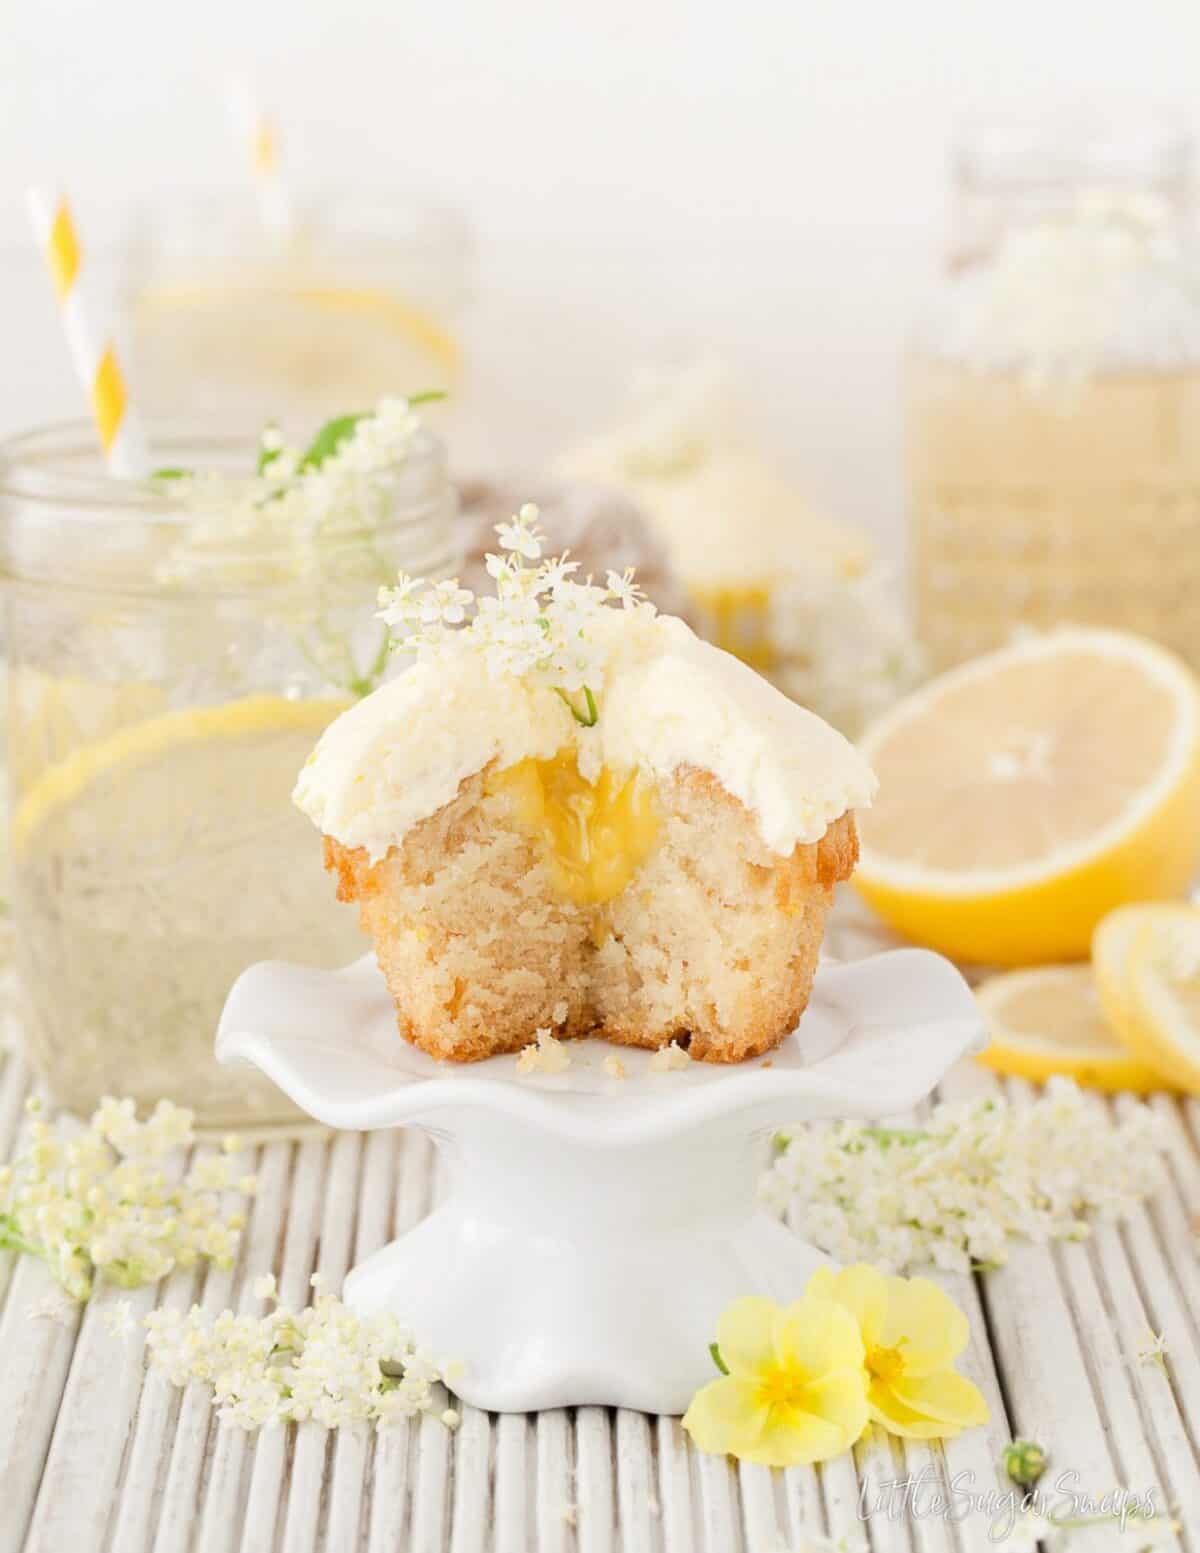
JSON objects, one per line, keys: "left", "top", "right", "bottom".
{"left": 552, "top": 359, "right": 924, "bottom": 737}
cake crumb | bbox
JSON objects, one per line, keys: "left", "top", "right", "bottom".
{"left": 516, "top": 1027, "right": 572, "bottom": 1076}
{"left": 561, "top": 1504, "right": 578, "bottom": 1527}
{"left": 761, "top": 1058, "right": 773, "bottom": 1069}
{"left": 602, "top": 1055, "right": 627, "bottom": 1080}
{"left": 649, "top": 1041, "right": 691, "bottom": 1072}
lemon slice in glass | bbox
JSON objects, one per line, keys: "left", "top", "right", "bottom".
{"left": 12, "top": 693, "right": 357, "bottom": 1121}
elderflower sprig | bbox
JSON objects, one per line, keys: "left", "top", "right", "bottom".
{"left": 761, "top": 1077, "right": 1168, "bottom": 1274}
{"left": 377, "top": 502, "right": 654, "bottom": 725}
{"left": 0, "top": 1095, "right": 255, "bottom": 1301}
{"left": 144, "top": 1293, "right": 460, "bottom": 1431}
{"left": 154, "top": 397, "right": 448, "bottom": 700}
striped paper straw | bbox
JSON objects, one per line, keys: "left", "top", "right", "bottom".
{"left": 227, "top": 76, "right": 292, "bottom": 237}
{"left": 27, "top": 189, "right": 150, "bottom": 478}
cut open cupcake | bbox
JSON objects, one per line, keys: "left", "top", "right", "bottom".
{"left": 294, "top": 507, "right": 876, "bottom": 1063}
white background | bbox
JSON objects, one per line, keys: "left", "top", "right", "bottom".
{"left": 6, "top": 0, "right": 1200, "bottom": 561}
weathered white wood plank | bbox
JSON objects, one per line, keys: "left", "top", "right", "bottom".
{"left": 446, "top": 1405, "right": 491, "bottom": 1553}
{"left": 691, "top": 1440, "right": 740, "bottom": 1553}
{"left": 409, "top": 1405, "right": 454, "bottom": 1553}
{"left": 110, "top": 1260, "right": 202, "bottom": 1553}
{"left": 779, "top": 1465, "right": 825, "bottom": 1551}
{"left": 573, "top": 1407, "right": 614, "bottom": 1553}
{"left": 192, "top": 1142, "right": 290, "bottom": 1553}
{"left": 939, "top": 1068, "right": 1132, "bottom": 1552}
{"left": 238, "top": 1139, "right": 328, "bottom": 1553}
{"left": 492, "top": 1412, "right": 531, "bottom": 1553}
{"left": 0, "top": 1256, "right": 82, "bottom": 1549}
{"left": 653, "top": 1415, "right": 693, "bottom": 1553}
{"left": 280, "top": 1130, "right": 363, "bottom": 1553}
{"left": 534, "top": 1409, "right": 575, "bottom": 1553}
{"left": 25, "top": 1276, "right": 166, "bottom": 1552}
{"left": 365, "top": 1130, "right": 432, "bottom": 1553}
{"left": 324, "top": 1129, "right": 397, "bottom": 1553}
{"left": 614, "top": 1410, "right": 662, "bottom": 1553}
{"left": 736, "top": 1460, "right": 785, "bottom": 1553}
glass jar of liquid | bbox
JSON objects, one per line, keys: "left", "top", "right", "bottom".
{"left": 908, "top": 117, "right": 1200, "bottom": 672}
{"left": 0, "top": 416, "right": 457, "bottom": 1125}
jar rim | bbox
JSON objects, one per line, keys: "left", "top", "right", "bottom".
{"left": 953, "top": 111, "right": 1194, "bottom": 194}
{"left": 0, "top": 415, "right": 446, "bottom": 519}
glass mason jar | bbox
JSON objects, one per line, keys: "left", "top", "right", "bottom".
{"left": 0, "top": 419, "right": 457, "bottom": 1125}
{"left": 122, "top": 188, "right": 472, "bottom": 447}
{"left": 908, "top": 117, "right": 1200, "bottom": 672}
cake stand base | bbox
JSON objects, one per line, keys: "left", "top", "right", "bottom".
{"left": 217, "top": 949, "right": 982, "bottom": 1414}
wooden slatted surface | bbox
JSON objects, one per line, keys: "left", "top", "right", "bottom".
{"left": 1, "top": 901, "right": 1198, "bottom": 1552}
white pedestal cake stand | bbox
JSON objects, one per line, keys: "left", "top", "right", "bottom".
{"left": 215, "top": 949, "right": 983, "bottom": 1415}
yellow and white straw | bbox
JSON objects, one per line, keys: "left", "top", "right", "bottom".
{"left": 227, "top": 76, "right": 292, "bottom": 237}
{"left": 27, "top": 189, "right": 150, "bottom": 478}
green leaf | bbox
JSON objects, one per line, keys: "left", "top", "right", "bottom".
{"left": 298, "top": 394, "right": 447, "bottom": 472}
{"left": 256, "top": 427, "right": 283, "bottom": 476}
{"left": 151, "top": 466, "right": 191, "bottom": 481}
{"left": 709, "top": 1342, "right": 729, "bottom": 1375}
{"left": 299, "top": 413, "right": 369, "bottom": 471}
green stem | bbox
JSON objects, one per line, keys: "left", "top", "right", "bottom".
{"left": 555, "top": 685, "right": 598, "bottom": 727}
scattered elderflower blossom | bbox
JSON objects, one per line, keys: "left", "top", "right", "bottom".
{"left": 1137, "top": 1330, "right": 1169, "bottom": 1373}
{"left": 648, "top": 1041, "right": 691, "bottom": 1072}
{"left": 27, "top": 1289, "right": 77, "bottom": 1326}
{"left": 100, "top": 1299, "right": 137, "bottom": 1341}
{"left": 1003, "top": 1437, "right": 1049, "bottom": 1487}
{"left": 762, "top": 1078, "right": 1167, "bottom": 1274}
{"left": 378, "top": 502, "right": 654, "bottom": 725}
{"left": 682, "top": 1292, "right": 868, "bottom": 1467}
{"left": 143, "top": 1293, "right": 457, "bottom": 1431}
{"left": 808, "top": 1264, "right": 989, "bottom": 1439}
{"left": 515, "top": 1027, "right": 573, "bottom": 1076}
{"left": 0, "top": 1096, "right": 255, "bottom": 1301}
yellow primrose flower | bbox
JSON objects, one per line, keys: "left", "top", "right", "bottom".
{"left": 807, "top": 1264, "right": 989, "bottom": 1439}
{"left": 681, "top": 1294, "right": 868, "bottom": 1467}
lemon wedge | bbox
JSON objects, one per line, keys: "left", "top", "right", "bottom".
{"left": 975, "top": 964, "right": 1172, "bottom": 1092}
{"left": 1091, "top": 902, "right": 1180, "bottom": 1039}
{"left": 1100, "top": 904, "right": 1200, "bottom": 1093}
{"left": 855, "top": 629, "right": 1200, "bottom": 964}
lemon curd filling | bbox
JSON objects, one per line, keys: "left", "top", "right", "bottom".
{"left": 487, "top": 752, "right": 659, "bottom": 907}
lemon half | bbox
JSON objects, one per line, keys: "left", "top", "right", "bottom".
{"left": 855, "top": 629, "right": 1200, "bottom": 964}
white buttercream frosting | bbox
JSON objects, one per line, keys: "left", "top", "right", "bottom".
{"left": 294, "top": 611, "right": 877, "bottom": 862}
